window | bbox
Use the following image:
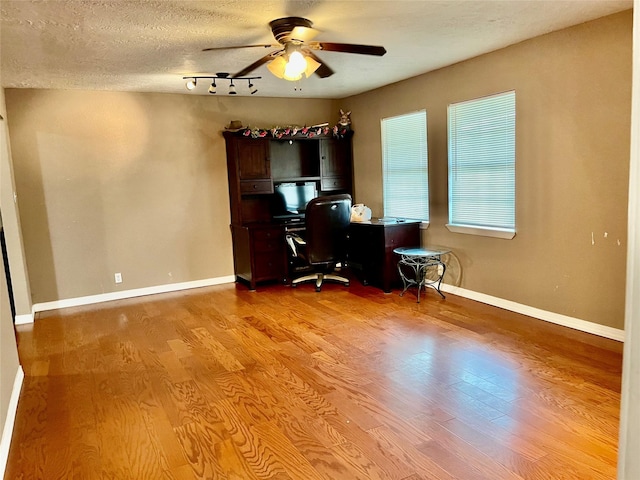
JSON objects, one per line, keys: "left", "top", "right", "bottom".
{"left": 447, "top": 91, "right": 516, "bottom": 239}
{"left": 381, "top": 110, "right": 429, "bottom": 221}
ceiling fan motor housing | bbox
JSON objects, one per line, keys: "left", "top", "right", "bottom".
{"left": 269, "top": 17, "right": 314, "bottom": 44}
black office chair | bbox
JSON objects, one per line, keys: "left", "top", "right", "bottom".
{"left": 285, "top": 194, "right": 352, "bottom": 292}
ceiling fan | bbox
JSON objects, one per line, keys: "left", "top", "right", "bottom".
{"left": 202, "top": 17, "right": 387, "bottom": 81}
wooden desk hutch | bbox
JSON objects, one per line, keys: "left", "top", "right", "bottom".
{"left": 223, "top": 129, "right": 354, "bottom": 290}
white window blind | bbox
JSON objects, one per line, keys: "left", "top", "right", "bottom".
{"left": 448, "top": 91, "right": 516, "bottom": 232}
{"left": 381, "top": 110, "right": 429, "bottom": 221}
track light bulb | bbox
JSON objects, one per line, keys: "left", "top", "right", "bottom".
{"left": 228, "top": 81, "right": 237, "bottom": 94}
{"left": 208, "top": 80, "right": 216, "bottom": 94}
{"left": 185, "top": 78, "right": 197, "bottom": 90}
{"left": 248, "top": 81, "right": 258, "bottom": 95}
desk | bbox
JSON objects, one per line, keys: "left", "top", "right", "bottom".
{"left": 393, "top": 247, "right": 450, "bottom": 303}
{"left": 348, "top": 219, "right": 421, "bottom": 292}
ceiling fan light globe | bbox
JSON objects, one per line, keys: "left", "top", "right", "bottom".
{"left": 283, "top": 64, "right": 303, "bottom": 81}
{"left": 304, "top": 56, "right": 321, "bottom": 78}
{"left": 283, "top": 52, "right": 307, "bottom": 80}
{"left": 185, "top": 78, "right": 197, "bottom": 90}
{"left": 283, "top": 70, "right": 303, "bottom": 81}
{"left": 267, "top": 57, "right": 286, "bottom": 78}
{"left": 287, "top": 51, "right": 306, "bottom": 72}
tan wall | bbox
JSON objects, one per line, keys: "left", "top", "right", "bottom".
{"left": 5, "top": 89, "right": 334, "bottom": 303}
{"left": 343, "top": 11, "right": 632, "bottom": 330}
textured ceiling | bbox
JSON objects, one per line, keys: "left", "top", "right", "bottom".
{"left": 0, "top": 0, "right": 632, "bottom": 99}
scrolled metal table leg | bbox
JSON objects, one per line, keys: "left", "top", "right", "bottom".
{"left": 397, "top": 261, "right": 406, "bottom": 297}
{"left": 435, "top": 262, "right": 446, "bottom": 298}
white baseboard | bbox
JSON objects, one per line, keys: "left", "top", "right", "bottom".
{"left": 30, "top": 275, "right": 236, "bottom": 317}
{"left": 0, "top": 366, "right": 24, "bottom": 478}
{"left": 441, "top": 283, "right": 625, "bottom": 342}
{"left": 13, "top": 313, "right": 33, "bottom": 326}
{"left": 22, "top": 275, "right": 623, "bottom": 341}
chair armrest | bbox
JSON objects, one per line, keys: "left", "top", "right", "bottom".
{"left": 285, "top": 233, "right": 306, "bottom": 257}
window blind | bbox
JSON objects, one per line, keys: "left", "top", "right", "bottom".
{"left": 448, "top": 91, "right": 516, "bottom": 231}
{"left": 382, "top": 110, "right": 429, "bottom": 221}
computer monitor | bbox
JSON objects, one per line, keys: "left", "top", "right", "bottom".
{"left": 273, "top": 182, "right": 318, "bottom": 220}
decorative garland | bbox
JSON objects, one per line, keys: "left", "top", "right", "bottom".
{"left": 240, "top": 124, "right": 351, "bottom": 139}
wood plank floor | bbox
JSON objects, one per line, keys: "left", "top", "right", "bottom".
{"left": 6, "top": 281, "right": 622, "bottom": 479}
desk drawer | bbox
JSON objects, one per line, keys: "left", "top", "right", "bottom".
{"left": 252, "top": 228, "right": 281, "bottom": 252}
{"left": 321, "top": 176, "right": 349, "bottom": 191}
{"left": 240, "top": 179, "right": 273, "bottom": 195}
{"left": 254, "top": 252, "right": 285, "bottom": 279}
{"left": 253, "top": 236, "right": 281, "bottom": 253}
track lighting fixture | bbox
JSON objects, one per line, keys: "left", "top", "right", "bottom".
{"left": 182, "top": 73, "right": 260, "bottom": 95}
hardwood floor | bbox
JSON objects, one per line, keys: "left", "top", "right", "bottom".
{"left": 6, "top": 281, "right": 622, "bottom": 479}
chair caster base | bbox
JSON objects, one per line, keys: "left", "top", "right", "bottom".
{"left": 290, "top": 272, "right": 350, "bottom": 291}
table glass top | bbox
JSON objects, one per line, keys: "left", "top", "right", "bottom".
{"left": 393, "top": 246, "right": 450, "bottom": 257}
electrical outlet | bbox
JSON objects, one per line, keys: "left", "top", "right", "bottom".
{"left": 114, "top": 272, "right": 122, "bottom": 284}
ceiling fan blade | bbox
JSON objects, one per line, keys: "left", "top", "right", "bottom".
{"left": 289, "top": 26, "right": 319, "bottom": 43}
{"left": 202, "top": 44, "right": 276, "bottom": 52}
{"left": 232, "top": 50, "right": 283, "bottom": 77}
{"left": 305, "top": 51, "right": 334, "bottom": 78}
{"left": 311, "top": 42, "right": 387, "bottom": 56}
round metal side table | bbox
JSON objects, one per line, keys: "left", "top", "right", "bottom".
{"left": 393, "top": 246, "right": 450, "bottom": 303}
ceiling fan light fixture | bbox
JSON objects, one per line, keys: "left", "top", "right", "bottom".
{"left": 185, "top": 78, "right": 197, "bottom": 90}
{"left": 268, "top": 46, "right": 321, "bottom": 82}
{"left": 282, "top": 48, "right": 311, "bottom": 81}
{"left": 202, "top": 16, "right": 386, "bottom": 83}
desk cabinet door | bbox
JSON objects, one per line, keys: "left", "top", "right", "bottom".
{"left": 251, "top": 227, "right": 286, "bottom": 282}
{"left": 320, "top": 139, "right": 352, "bottom": 192}
{"left": 237, "top": 138, "right": 271, "bottom": 180}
